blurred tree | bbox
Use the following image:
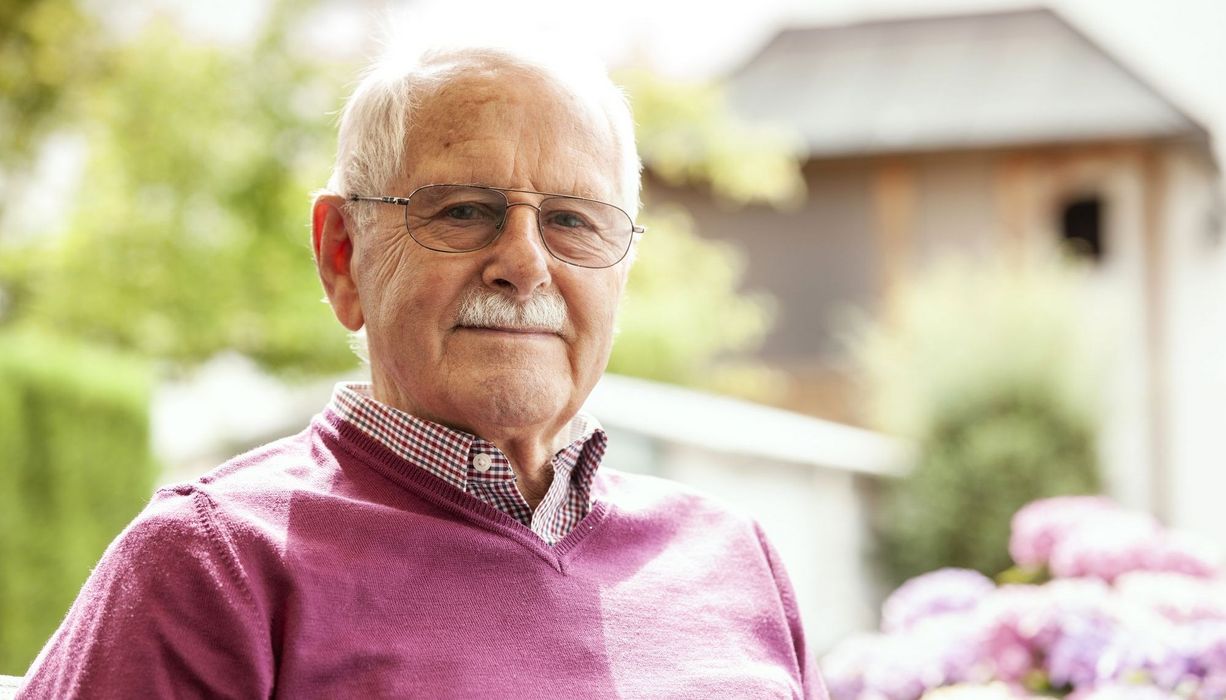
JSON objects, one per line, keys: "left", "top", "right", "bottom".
{"left": 0, "top": 6, "right": 801, "bottom": 391}
{"left": 620, "top": 68, "right": 805, "bottom": 209}
{"left": 612, "top": 203, "right": 779, "bottom": 395}
{"left": 0, "top": 0, "right": 106, "bottom": 165}
{"left": 0, "top": 7, "right": 354, "bottom": 375}
{"left": 613, "top": 70, "right": 804, "bottom": 397}
{"left": 847, "top": 256, "right": 1106, "bottom": 584}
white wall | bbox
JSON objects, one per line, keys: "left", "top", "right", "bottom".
{"left": 1161, "top": 146, "right": 1226, "bottom": 539}
{"left": 659, "top": 445, "right": 880, "bottom": 655}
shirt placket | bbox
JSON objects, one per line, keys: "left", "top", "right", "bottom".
{"left": 467, "top": 444, "right": 533, "bottom": 527}
{"left": 532, "top": 456, "right": 576, "bottom": 544}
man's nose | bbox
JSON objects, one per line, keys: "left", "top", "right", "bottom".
{"left": 480, "top": 202, "right": 552, "bottom": 299}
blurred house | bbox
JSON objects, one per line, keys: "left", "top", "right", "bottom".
{"left": 645, "top": 8, "right": 1225, "bottom": 536}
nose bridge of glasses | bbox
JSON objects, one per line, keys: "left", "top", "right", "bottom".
{"left": 491, "top": 199, "right": 550, "bottom": 257}
{"left": 502, "top": 200, "right": 542, "bottom": 215}
{"left": 497, "top": 200, "right": 544, "bottom": 231}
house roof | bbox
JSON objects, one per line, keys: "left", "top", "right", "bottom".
{"left": 727, "top": 7, "right": 1212, "bottom": 158}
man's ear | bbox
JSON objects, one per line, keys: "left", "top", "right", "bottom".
{"left": 312, "top": 194, "right": 364, "bottom": 331}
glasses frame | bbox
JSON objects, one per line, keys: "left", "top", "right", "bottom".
{"left": 348, "top": 184, "right": 645, "bottom": 269}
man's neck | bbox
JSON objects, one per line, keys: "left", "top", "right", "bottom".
{"left": 486, "top": 435, "right": 565, "bottom": 511}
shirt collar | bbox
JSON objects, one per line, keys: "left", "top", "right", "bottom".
{"left": 328, "top": 382, "right": 606, "bottom": 496}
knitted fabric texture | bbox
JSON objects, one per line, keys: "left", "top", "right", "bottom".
{"left": 19, "top": 409, "right": 825, "bottom": 699}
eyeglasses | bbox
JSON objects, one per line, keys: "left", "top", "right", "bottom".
{"left": 348, "top": 184, "right": 645, "bottom": 269}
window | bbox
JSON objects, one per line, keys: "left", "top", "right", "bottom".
{"left": 1059, "top": 196, "right": 1105, "bottom": 261}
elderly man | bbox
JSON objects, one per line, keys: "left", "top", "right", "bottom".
{"left": 19, "top": 44, "right": 822, "bottom": 699}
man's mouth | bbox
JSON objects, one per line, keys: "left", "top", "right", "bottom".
{"left": 457, "top": 324, "right": 560, "bottom": 336}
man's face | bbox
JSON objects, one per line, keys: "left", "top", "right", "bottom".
{"left": 350, "top": 69, "right": 630, "bottom": 442}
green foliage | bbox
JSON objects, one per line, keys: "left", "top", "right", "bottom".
{"left": 619, "top": 68, "right": 805, "bottom": 208}
{"left": 847, "top": 256, "right": 1106, "bottom": 584}
{"left": 609, "top": 203, "right": 779, "bottom": 396}
{"left": 608, "top": 73, "right": 801, "bottom": 398}
{"left": 0, "top": 12, "right": 356, "bottom": 376}
{"left": 0, "top": 0, "right": 106, "bottom": 168}
{"left": 0, "top": 328, "right": 156, "bottom": 674}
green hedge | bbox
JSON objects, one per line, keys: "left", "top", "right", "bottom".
{"left": 875, "top": 388, "right": 1100, "bottom": 583}
{"left": 0, "top": 330, "right": 156, "bottom": 674}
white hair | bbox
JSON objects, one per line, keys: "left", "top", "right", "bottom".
{"left": 324, "top": 38, "right": 642, "bottom": 233}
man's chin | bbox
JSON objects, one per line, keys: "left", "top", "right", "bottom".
{"left": 448, "top": 333, "right": 569, "bottom": 372}
{"left": 463, "top": 373, "right": 574, "bottom": 432}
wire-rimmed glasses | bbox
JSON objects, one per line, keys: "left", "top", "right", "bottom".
{"left": 348, "top": 184, "right": 644, "bottom": 269}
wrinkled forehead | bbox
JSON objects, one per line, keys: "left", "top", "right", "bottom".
{"left": 401, "top": 62, "right": 624, "bottom": 203}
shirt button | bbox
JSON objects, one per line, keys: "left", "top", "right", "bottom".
{"left": 474, "top": 454, "right": 493, "bottom": 472}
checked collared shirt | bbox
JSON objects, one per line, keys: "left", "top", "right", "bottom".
{"left": 329, "top": 382, "right": 607, "bottom": 545}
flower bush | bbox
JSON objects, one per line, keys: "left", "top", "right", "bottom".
{"left": 823, "top": 497, "right": 1226, "bottom": 699}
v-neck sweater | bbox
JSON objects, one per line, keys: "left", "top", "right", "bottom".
{"left": 328, "top": 382, "right": 605, "bottom": 544}
{"left": 19, "top": 408, "right": 824, "bottom": 699}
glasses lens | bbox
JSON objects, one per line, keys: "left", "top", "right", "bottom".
{"left": 538, "top": 197, "right": 633, "bottom": 268}
{"left": 406, "top": 185, "right": 505, "bottom": 252}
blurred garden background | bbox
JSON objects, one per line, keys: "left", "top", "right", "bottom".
{"left": 2, "top": 0, "right": 1226, "bottom": 695}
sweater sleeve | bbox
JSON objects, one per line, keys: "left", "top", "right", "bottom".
{"left": 753, "top": 521, "right": 830, "bottom": 700}
{"left": 17, "top": 486, "right": 275, "bottom": 699}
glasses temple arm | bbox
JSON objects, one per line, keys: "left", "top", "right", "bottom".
{"left": 347, "top": 195, "right": 412, "bottom": 206}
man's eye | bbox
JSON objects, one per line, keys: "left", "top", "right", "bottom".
{"left": 549, "top": 211, "right": 592, "bottom": 229}
{"left": 443, "top": 203, "right": 495, "bottom": 221}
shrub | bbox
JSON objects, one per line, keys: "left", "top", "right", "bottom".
{"left": 0, "top": 329, "right": 156, "bottom": 674}
{"left": 847, "top": 256, "right": 1107, "bottom": 584}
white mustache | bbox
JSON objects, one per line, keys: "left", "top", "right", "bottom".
{"left": 455, "top": 287, "right": 567, "bottom": 333}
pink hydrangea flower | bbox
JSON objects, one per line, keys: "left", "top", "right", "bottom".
{"left": 1183, "top": 619, "right": 1226, "bottom": 675}
{"left": 826, "top": 497, "right": 1225, "bottom": 699}
{"left": 822, "top": 618, "right": 993, "bottom": 700}
{"left": 1068, "top": 684, "right": 1182, "bottom": 700}
{"left": 1201, "top": 673, "right": 1226, "bottom": 700}
{"left": 906, "top": 612, "right": 994, "bottom": 687}
{"left": 1114, "top": 572, "right": 1226, "bottom": 623}
{"left": 1140, "top": 531, "right": 1221, "bottom": 579}
{"left": 1046, "top": 614, "right": 1119, "bottom": 688}
{"left": 1009, "top": 496, "right": 1117, "bottom": 569}
{"left": 1048, "top": 510, "right": 1163, "bottom": 582}
{"left": 1049, "top": 512, "right": 1221, "bottom": 583}
{"left": 820, "top": 633, "right": 885, "bottom": 700}
{"left": 821, "top": 633, "right": 930, "bottom": 700}
{"left": 977, "top": 580, "right": 1117, "bottom": 682}
{"left": 920, "top": 682, "right": 1032, "bottom": 700}
{"left": 882, "top": 568, "right": 996, "bottom": 634}
{"left": 1096, "top": 621, "right": 1195, "bottom": 690}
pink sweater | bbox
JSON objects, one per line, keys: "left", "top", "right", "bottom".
{"left": 20, "top": 409, "right": 824, "bottom": 698}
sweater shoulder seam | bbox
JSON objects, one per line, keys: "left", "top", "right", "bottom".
{"left": 183, "top": 487, "right": 271, "bottom": 648}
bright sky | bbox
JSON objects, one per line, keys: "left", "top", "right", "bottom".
{"left": 138, "top": 0, "right": 1226, "bottom": 155}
